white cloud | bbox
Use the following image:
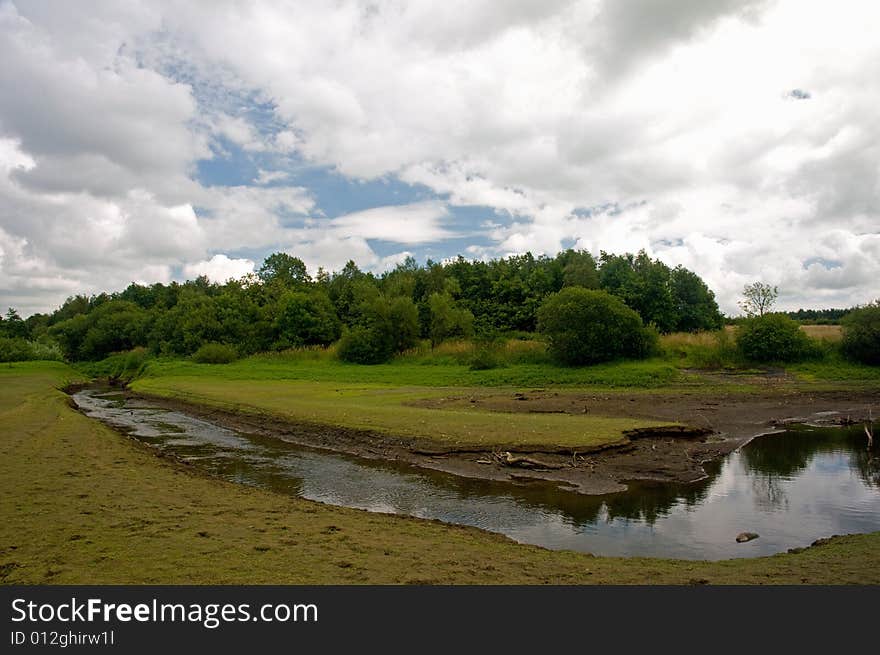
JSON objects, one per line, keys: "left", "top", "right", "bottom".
{"left": 183, "top": 254, "right": 255, "bottom": 282}
{"left": 193, "top": 185, "right": 315, "bottom": 250}
{"left": 213, "top": 114, "right": 266, "bottom": 152}
{"left": 2, "top": 0, "right": 879, "bottom": 316}
{"left": 328, "top": 201, "right": 453, "bottom": 244}
{"left": 254, "top": 169, "right": 290, "bottom": 185}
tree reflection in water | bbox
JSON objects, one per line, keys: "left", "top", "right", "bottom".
{"left": 741, "top": 422, "right": 879, "bottom": 490}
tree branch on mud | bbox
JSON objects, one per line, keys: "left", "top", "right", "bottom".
{"left": 495, "top": 451, "right": 565, "bottom": 470}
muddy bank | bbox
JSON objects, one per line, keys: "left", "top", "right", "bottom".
{"left": 108, "top": 385, "right": 877, "bottom": 495}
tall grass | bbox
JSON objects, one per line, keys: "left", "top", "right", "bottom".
{"left": 660, "top": 325, "right": 848, "bottom": 369}
{"left": 87, "top": 327, "right": 872, "bottom": 390}
{"left": 74, "top": 347, "right": 152, "bottom": 381}
{"left": 660, "top": 330, "right": 741, "bottom": 368}
{"left": 252, "top": 344, "right": 339, "bottom": 363}
{"left": 395, "top": 338, "right": 551, "bottom": 368}
{"left": 801, "top": 324, "right": 843, "bottom": 342}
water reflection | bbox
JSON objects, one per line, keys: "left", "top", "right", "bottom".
{"left": 742, "top": 426, "right": 879, "bottom": 489}
{"left": 73, "top": 388, "right": 880, "bottom": 561}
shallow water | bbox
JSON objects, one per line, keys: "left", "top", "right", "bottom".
{"left": 72, "top": 387, "right": 880, "bottom": 560}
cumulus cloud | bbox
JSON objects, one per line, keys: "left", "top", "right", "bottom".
{"left": 328, "top": 202, "right": 454, "bottom": 244}
{"left": 254, "top": 169, "right": 290, "bottom": 185}
{"left": 183, "top": 254, "right": 255, "bottom": 282}
{"left": 1, "top": 0, "right": 879, "bottom": 316}
{"left": 212, "top": 114, "right": 266, "bottom": 152}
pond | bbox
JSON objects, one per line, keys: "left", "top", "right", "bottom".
{"left": 72, "top": 387, "right": 880, "bottom": 560}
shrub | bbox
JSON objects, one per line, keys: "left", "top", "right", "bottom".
{"left": 501, "top": 338, "right": 552, "bottom": 365}
{"left": 0, "top": 337, "right": 35, "bottom": 362}
{"left": 74, "top": 348, "right": 152, "bottom": 380}
{"left": 841, "top": 303, "right": 880, "bottom": 365}
{"left": 191, "top": 342, "right": 239, "bottom": 364}
{"left": 536, "top": 288, "right": 657, "bottom": 365}
{"left": 736, "top": 314, "right": 814, "bottom": 363}
{"left": 337, "top": 326, "right": 394, "bottom": 364}
{"left": 468, "top": 345, "right": 503, "bottom": 371}
{"left": 115, "top": 347, "right": 150, "bottom": 379}
{"left": 0, "top": 337, "right": 63, "bottom": 362}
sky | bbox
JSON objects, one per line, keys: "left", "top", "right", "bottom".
{"left": 0, "top": 0, "right": 878, "bottom": 317}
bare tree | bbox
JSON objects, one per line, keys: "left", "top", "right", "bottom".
{"left": 739, "top": 282, "right": 778, "bottom": 317}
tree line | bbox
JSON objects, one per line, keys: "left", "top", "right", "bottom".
{"left": 2, "top": 249, "right": 724, "bottom": 363}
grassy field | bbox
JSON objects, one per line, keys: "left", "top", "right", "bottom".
{"left": 800, "top": 324, "right": 843, "bottom": 341}
{"left": 3, "top": 361, "right": 879, "bottom": 584}
{"left": 136, "top": 348, "right": 686, "bottom": 388}
{"left": 117, "top": 330, "right": 880, "bottom": 451}
{"left": 132, "top": 376, "right": 671, "bottom": 449}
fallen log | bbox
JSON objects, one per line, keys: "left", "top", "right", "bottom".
{"left": 498, "top": 451, "right": 565, "bottom": 470}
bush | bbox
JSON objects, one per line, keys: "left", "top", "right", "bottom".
{"left": 468, "top": 346, "right": 503, "bottom": 371}
{"left": 841, "top": 303, "right": 880, "bottom": 365}
{"left": 536, "top": 288, "right": 657, "bottom": 365}
{"left": 337, "top": 326, "right": 394, "bottom": 364}
{"left": 191, "top": 342, "right": 239, "bottom": 364}
{"left": 0, "top": 337, "right": 35, "bottom": 362}
{"left": 75, "top": 347, "right": 152, "bottom": 380}
{"left": 0, "top": 337, "right": 63, "bottom": 362}
{"left": 736, "top": 314, "right": 814, "bottom": 363}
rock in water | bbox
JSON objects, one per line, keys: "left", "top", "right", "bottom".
{"left": 736, "top": 532, "right": 759, "bottom": 543}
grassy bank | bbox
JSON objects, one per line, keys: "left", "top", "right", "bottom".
{"left": 132, "top": 376, "right": 672, "bottom": 449}
{"left": 118, "top": 331, "right": 880, "bottom": 451}
{"left": 120, "top": 329, "right": 880, "bottom": 390}
{"left": 2, "top": 361, "right": 879, "bottom": 584}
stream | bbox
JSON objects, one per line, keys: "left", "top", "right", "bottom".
{"left": 72, "top": 387, "right": 880, "bottom": 561}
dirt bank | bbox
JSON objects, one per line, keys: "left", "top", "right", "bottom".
{"left": 124, "top": 386, "right": 877, "bottom": 495}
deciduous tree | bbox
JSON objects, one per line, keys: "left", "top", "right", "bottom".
{"left": 739, "top": 282, "right": 778, "bottom": 317}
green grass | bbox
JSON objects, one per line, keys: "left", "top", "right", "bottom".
{"left": 788, "top": 357, "right": 880, "bottom": 382}
{"left": 129, "top": 349, "right": 686, "bottom": 450}
{"left": 73, "top": 347, "right": 151, "bottom": 381}
{"left": 107, "top": 337, "right": 879, "bottom": 449}
{"left": 132, "top": 376, "right": 666, "bottom": 449}
{"left": 3, "top": 361, "right": 879, "bottom": 584}
{"left": 140, "top": 351, "right": 684, "bottom": 389}
{"left": 132, "top": 332, "right": 879, "bottom": 390}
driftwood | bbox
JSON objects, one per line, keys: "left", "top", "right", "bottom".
{"left": 497, "top": 451, "right": 564, "bottom": 470}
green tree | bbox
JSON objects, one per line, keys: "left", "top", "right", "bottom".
{"left": 76, "top": 301, "right": 150, "bottom": 360}
{"left": 48, "top": 295, "right": 90, "bottom": 325}
{"left": 599, "top": 251, "right": 676, "bottom": 332}
{"left": 537, "top": 288, "right": 656, "bottom": 365}
{"left": 736, "top": 313, "right": 812, "bottom": 363}
{"left": 213, "top": 284, "right": 263, "bottom": 354}
{"left": 381, "top": 256, "right": 420, "bottom": 299}
{"left": 388, "top": 296, "right": 420, "bottom": 352}
{"left": 48, "top": 314, "right": 91, "bottom": 360}
{"left": 841, "top": 301, "right": 880, "bottom": 365}
{"left": 670, "top": 266, "right": 723, "bottom": 332}
{"left": 148, "top": 291, "right": 220, "bottom": 355}
{"left": 337, "top": 326, "right": 393, "bottom": 364}
{"left": 336, "top": 285, "right": 418, "bottom": 364}
{"left": 328, "top": 260, "right": 368, "bottom": 322}
{"left": 560, "top": 250, "right": 600, "bottom": 289}
{"left": 739, "top": 282, "right": 778, "bottom": 317}
{"left": 2, "top": 308, "right": 28, "bottom": 339}
{"left": 428, "top": 292, "right": 474, "bottom": 347}
{"left": 274, "top": 291, "right": 341, "bottom": 347}
{"left": 258, "top": 252, "right": 311, "bottom": 288}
